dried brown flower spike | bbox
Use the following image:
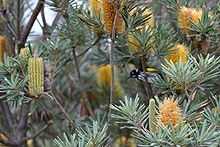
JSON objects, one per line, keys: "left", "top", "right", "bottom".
{"left": 103, "top": 0, "right": 124, "bottom": 33}
{"left": 0, "top": 36, "right": 6, "bottom": 63}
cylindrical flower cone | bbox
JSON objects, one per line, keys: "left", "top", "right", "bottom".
{"left": 159, "top": 98, "right": 183, "bottom": 127}
{"left": 178, "top": 6, "right": 202, "bottom": 34}
{"left": 28, "top": 57, "right": 44, "bottom": 97}
{"left": 96, "top": 64, "right": 123, "bottom": 98}
{"left": 149, "top": 98, "right": 157, "bottom": 132}
{"left": 103, "top": 0, "right": 125, "bottom": 34}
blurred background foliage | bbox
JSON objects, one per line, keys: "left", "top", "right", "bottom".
{"left": 0, "top": 0, "right": 220, "bottom": 146}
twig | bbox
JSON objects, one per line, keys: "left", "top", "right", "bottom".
{"left": 41, "top": 3, "right": 49, "bottom": 40}
{"left": 43, "top": 92, "right": 74, "bottom": 126}
{"left": 20, "top": 0, "right": 45, "bottom": 47}
{"left": 0, "top": 11, "right": 17, "bottom": 37}
{"left": 23, "top": 120, "right": 53, "bottom": 141}
{"left": 77, "top": 37, "right": 100, "bottom": 57}
{"left": 72, "top": 47, "right": 94, "bottom": 116}
{"left": 108, "top": 4, "right": 118, "bottom": 122}
{"left": 49, "top": 0, "right": 69, "bottom": 33}
{"left": 140, "top": 56, "right": 153, "bottom": 104}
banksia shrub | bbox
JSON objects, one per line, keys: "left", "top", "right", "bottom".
{"left": 149, "top": 98, "right": 157, "bottom": 132}
{"left": 165, "top": 44, "right": 188, "bottom": 63}
{"left": 89, "top": 0, "right": 102, "bottom": 16}
{"left": 178, "top": 6, "right": 202, "bottom": 34}
{"left": 128, "top": 8, "right": 154, "bottom": 53}
{"left": 103, "top": 0, "right": 124, "bottom": 33}
{"left": 96, "top": 64, "right": 123, "bottom": 97}
{"left": 28, "top": 57, "right": 44, "bottom": 97}
{"left": 0, "top": 36, "right": 6, "bottom": 63}
{"left": 159, "top": 98, "right": 182, "bottom": 127}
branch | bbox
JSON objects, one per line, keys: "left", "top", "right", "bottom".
{"left": 16, "top": 0, "right": 21, "bottom": 41}
{"left": 17, "top": 102, "right": 31, "bottom": 132}
{"left": 20, "top": 0, "right": 45, "bottom": 47}
{"left": 0, "top": 101, "right": 14, "bottom": 130}
{"left": 72, "top": 47, "right": 94, "bottom": 116}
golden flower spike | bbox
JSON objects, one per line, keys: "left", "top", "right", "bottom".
{"left": 166, "top": 44, "right": 188, "bottom": 64}
{"left": 178, "top": 6, "right": 202, "bottom": 34}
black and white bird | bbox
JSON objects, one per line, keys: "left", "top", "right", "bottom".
{"left": 129, "top": 68, "right": 147, "bottom": 81}
{"left": 129, "top": 68, "right": 161, "bottom": 82}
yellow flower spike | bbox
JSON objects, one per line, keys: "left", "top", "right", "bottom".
{"left": 96, "top": 64, "right": 123, "bottom": 97}
{"left": 97, "top": 64, "right": 112, "bottom": 87}
{"left": 89, "top": 0, "right": 102, "bottom": 17}
{"left": 28, "top": 57, "right": 44, "bottom": 97}
{"left": 103, "top": 0, "right": 125, "bottom": 33}
{"left": 159, "top": 98, "right": 183, "bottom": 127}
{"left": 178, "top": 6, "right": 202, "bottom": 34}
{"left": 166, "top": 44, "right": 188, "bottom": 64}
{"left": 0, "top": 36, "right": 6, "bottom": 63}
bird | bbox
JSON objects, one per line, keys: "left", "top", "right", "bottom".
{"left": 129, "top": 67, "right": 161, "bottom": 82}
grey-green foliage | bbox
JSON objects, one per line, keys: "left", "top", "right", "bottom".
{"left": 54, "top": 119, "right": 109, "bottom": 147}
{"left": 54, "top": 133, "right": 84, "bottom": 147}
{"left": 154, "top": 24, "right": 177, "bottom": 57}
{"left": 111, "top": 96, "right": 220, "bottom": 147}
{"left": 203, "top": 95, "right": 220, "bottom": 126}
{"left": 111, "top": 95, "right": 148, "bottom": 128}
{"left": 192, "top": 121, "right": 220, "bottom": 146}
{"left": 153, "top": 54, "right": 220, "bottom": 91}
{"left": 0, "top": 57, "right": 30, "bottom": 106}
